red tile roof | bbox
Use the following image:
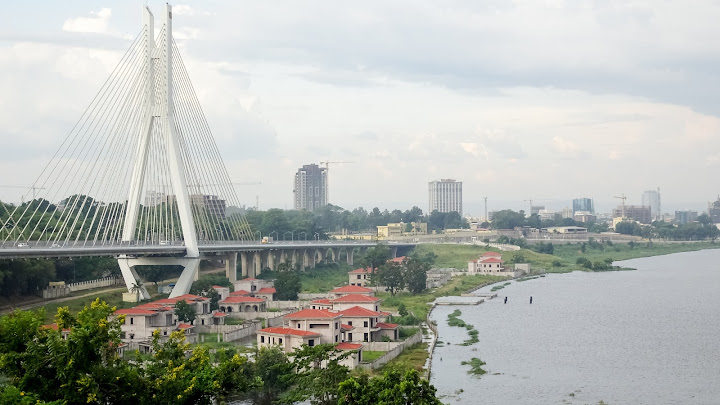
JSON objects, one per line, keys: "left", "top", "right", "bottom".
{"left": 212, "top": 285, "right": 228, "bottom": 289}
{"left": 336, "top": 342, "right": 363, "bottom": 350}
{"left": 153, "top": 294, "right": 208, "bottom": 305}
{"left": 230, "top": 290, "right": 251, "bottom": 296}
{"left": 115, "top": 308, "right": 157, "bottom": 315}
{"left": 311, "top": 299, "right": 332, "bottom": 305}
{"left": 257, "top": 287, "right": 276, "bottom": 294}
{"left": 212, "top": 311, "right": 229, "bottom": 317}
{"left": 482, "top": 252, "right": 502, "bottom": 257}
{"left": 338, "top": 306, "right": 382, "bottom": 317}
{"left": 330, "top": 285, "right": 373, "bottom": 294}
{"left": 331, "top": 294, "right": 380, "bottom": 303}
{"left": 177, "top": 323, "right": 193, "bottom": 329}
{"left": 240, "top": 277, "right": 258, "bottom": 281}
{"left": 221, "top": 296, "right": 265, "bottom": 304}
{"left": 480, "top": 257, "right": 503, "bottom": 263}
{"left": 376, "top": 322, "right": 399, "bottom": 329}
{"left": 388, "top": 256, "right": 407, "bottom": 263}
{"left": 348, "top": 267, "right": 373, "bottom": 274}
{"left": 259, "top": 327, "right": 321, "bottom": 337}
{"left": 284, "top": 309, "right": 339, "bottom": 319}
{"left": 341, "top": 324, "right": 355, "bottom": 330}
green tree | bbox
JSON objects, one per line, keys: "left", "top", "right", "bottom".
{"left": 397, "top": 303, "right": 408, "bottom": 317}
{"left": 489, "top": 210, "right": 526, "bottom": 230}
{"left": 275, "top": 271, "right": 301, "bottom": 300}
{"left": 360, "top": 245, "right": 391, "bottom": 274}
{"left": 375, "top": 262, "right": 405, "bottom": 296}
{"left": 174, "top": 300, "right": 196, "bottom": 323}
{"left": 251, "top": 346, "right": 295, "bottom": 403}
{"left": 337, "top": 369, "right": 442, "bottom": 405}
{"left": 404, "top": 256, "right": 430, "bottom": 294}
{"left": 286, "top": 344, "right": 350, "bottom": 405}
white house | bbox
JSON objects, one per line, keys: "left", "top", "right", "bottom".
{"left": 329, "top": 285, "right": 374, "bottom": 298}
{"left": 233, "top": 278, "right": 274, "bottom": 294}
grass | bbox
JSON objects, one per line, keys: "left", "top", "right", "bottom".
{"left": 377, "top": 342, "right": 428, "bottom": 374}
{"left": 461, "top": 357, "right": 487, "bottom": 376}
{"left": 296, "top": 263, "right": 355, "bottom": 293}
{"left": 362, "top": 350, "right": 385, "bottom": 362}
{"left": 41, "top": 289, "right": 138, "bottom": 323}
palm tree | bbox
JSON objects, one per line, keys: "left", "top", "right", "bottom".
{"left": 129, "top": 279, "right": 144, "bottom": 302}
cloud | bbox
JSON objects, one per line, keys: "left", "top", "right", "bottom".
{"left": 475, "top": 129, "right": 527, "bottom": 160}
{"left": 173, "top": 5, "right": 196, "bottom": 16}
{"left": 460, "top": 142, "right": 488, "bottom": 159}
{"left": 62, "top": 8, "right": 112, "bottom": 34}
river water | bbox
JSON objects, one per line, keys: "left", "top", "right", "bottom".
{"left": 429, "top": 249, "right": 720, "bottom": 405}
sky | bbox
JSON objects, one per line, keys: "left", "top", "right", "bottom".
{"left": 1, "top": 0, "right": 719, "bottom": 216}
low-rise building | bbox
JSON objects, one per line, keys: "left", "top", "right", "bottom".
{"left": 218, "top": 296, "right": 267, "bottom": 313}
{"left": 348, "top": 267, "right": 373, "bottom": 287}
{"left": 212, "top": 285, "right": 230, "bottom": 301}
{"left": 329, "top": 285, "right": 374, "bottom": 298}
{"left": 467, "top": 252, "right": 521, "bottom": 277}
{"left": 256, "top": 287, "right": 276, "bottom": 301}
{"left": 256, "top": 327, "right": 322, "bottom": 352}
{"left": 284, "top": 309, "right": 343, "bottom": 345}
{"left": 233, "top": 278, "right": 274, "bottom": 294}
{"left": 309, "top": 298, "right": 333, "bottom": 310}
{"left": 330, "top": 294, "right": 381, "bottom": 312}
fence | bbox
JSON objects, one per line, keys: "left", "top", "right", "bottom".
{"left": 195, "top": 322, "right": 260, "bottom": 342}
{"left": 358, "top": 331, "right": 423, "bottom": 370}
{"left": 42, "top": 277, "right": 122, "bottom": 299}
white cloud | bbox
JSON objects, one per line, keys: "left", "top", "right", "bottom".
{"left": 62, "top": 8, "right": 112, "bottom": 34}
{"left": 173, "top": 5, "right": 196, "bottom": 16}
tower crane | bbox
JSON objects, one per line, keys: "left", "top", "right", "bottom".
{"left": 319, "top": 161, "right": 356, "bottom": 205}
{"left": 614, "top": 194, "right": 627, "bottom": 218}
{"left": 0, "top": 185, "right": 46, "bottom": 201}
{"left": 523, "top": 199, "right": 533, "bottom": 215}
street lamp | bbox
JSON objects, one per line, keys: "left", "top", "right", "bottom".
{"left": 314, "top": 232, "right": 320, "bottom": 241}
{"left": 283, "top": 231, "right": 294, "bottom": 241}
{"left": 270, "top": 231, "right": 278, "bottom": 241}
{"left": 299, "top": 232, "right": 307, "bottom": 241}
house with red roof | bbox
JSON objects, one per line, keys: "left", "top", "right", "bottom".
{"left": 337, "top": 306, "right": 396, "bottom": 343}
{"left": 233, "top": 277, "right": 274, "bottom": 295}
{"left": 348, "top": 267, "right": 373, "bottom": 287}
{"left": 330, "top": 294, "right": 381, "bottom": 312}
{"left": 212, "top": 285, "right": 230, "bottom": 301}
{"left": 309, "top": 298, "right": 333, "bottom": 310}
{"left": 114, "top": 305, "right": 199, "bottom": 346}
{"left": 283, "top": 309, "right": 343, "bottom": 345}
{"left": 329, "top": 285, "right": 374, "bottom": 298}
{"left": 468, "top": 253, "right": 521, "bottom": 276}
{"left": 255, "top": 287, "right": 276, "bottom": 301}
{"left": 256, "top": 327, "right": 322, "bottom": 352}
{"left": 218, "top": 295, "right": 267, "bottom": 313}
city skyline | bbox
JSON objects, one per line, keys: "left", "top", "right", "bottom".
{"left": 1, "top": 2, "right": 720, "bottom": 214}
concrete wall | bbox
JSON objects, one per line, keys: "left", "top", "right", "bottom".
{"left": 195, "top": 322, "right": 260, "bottom": 342}
{"left": 267, "top": 300, "right": 309, "bottom": 309}
{"left": 43, "top": 276, "right": 122, "bottom": 299}
{"left": 358, "top": 332, "right": 423, "bottom": 370}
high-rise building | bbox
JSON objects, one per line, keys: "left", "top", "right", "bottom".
{"left": 613, "top": 205, "right": 652, "bottom": 224}
{"left": 675, "top": 210, "right": 698, "bottom": 225}
{"left": 428, "top": 179, "right": 463, "bottom": 215}
{"left": 572, "top": 198, "right": 594, "bottom": 214}
{"left": 293, "top": 164, "right": 327, "bottom": 211}
{"left": 642, "top": 189, "right": 661, "bottom": 221}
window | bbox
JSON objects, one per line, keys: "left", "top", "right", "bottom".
{"left": 163, "top": 331, "right": 167, "bottom": 336}
{"left": 364, "top": 333, "right": 368, "bottom": 342}
{"left": 335, "top": 335, "right": 338, "bottom": 342}
{"left": 348, "top": 333, "right": 353, "bottom": 341}
{"left": 129, "top": 334, "right": 134, "bottom": 340}
{"left": 279, "top": 338, "right": 283, "bottom": 344}
{"left": 308, "top": 339, "right": 315, "bottom": 347}
{"left": 335, "top": 322, "right": 339, "bottom": 329}
{"left": 297, "top": 323, "right": 301, "bottom": 328}
{"left": 130, "top": 318, "right": 134, "bottom": 325}
{"left": 261, "top": 336, "right": 265, "bottom": 343}
{"left": 347, "top": 321, "right": 352, "bottom": 326}
{"left": 357, "top": 275, "right": 361, "bottom": 279}
{"left": 364, "top": 321, "right": 368, "bottom": 327}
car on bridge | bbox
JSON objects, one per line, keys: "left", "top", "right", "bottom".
{"left": 17, "top": 242, "right": 29, "bottom": 248}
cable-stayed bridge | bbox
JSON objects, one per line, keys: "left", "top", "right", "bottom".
{"left": 0, "top": 5, "right": 414, "bottom": 299}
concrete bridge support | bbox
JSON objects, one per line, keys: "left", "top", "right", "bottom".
{"left": 240, "top": 252, "right": 250, "bottom": 277}
{"left": 346, "top": 248, "right": 355, "bottom": 266}
{"left": 253, "top": 251, "right": 262, "bottom": 277}
{"left": 266, "top": 250, "right": 277, "bottom": 271}
{"left": 328, "top": 248, "right": 339, "bottom": 263}
{"left": 303, "top": 249, "right": 315, "bottom": 269}
{"left": 225, "top": 252, "right": 238, "bottom": 283}
{"left": 390, "top": 246, "right": 398, "bottom": 258}
{"left": 291, "top": 250, "right": 299, "bottom": 269}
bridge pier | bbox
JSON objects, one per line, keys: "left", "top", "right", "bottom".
{"left": 240, "top": 252, "right": 250, "bottom": 278}
{"left": 266, "top": 250, "right": 277, "bottom": 271}
{"left": 347, "top": 248, "right": 355, "bottom": 266}
{"left": 117, "top": 256, "right": 200, "bottom": 300}
{"left": 253, "top": 251, "right": 262, "bottom": 277}
{"left": 390, "top": 246, "right": 398, "bottom": 258}
{"left": 303, "top": 249, "right": 315, "bottom": 269}
{"left": 291, "top": 250, "right": 299, "bottom": 269}
{"left": 225, "top": 252, "right": 238, "bottom": 283}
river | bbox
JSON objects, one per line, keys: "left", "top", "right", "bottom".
{"left": 429, "top": 249, "right": 720, "bottom": 405}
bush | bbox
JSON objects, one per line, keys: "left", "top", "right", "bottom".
{"left": 552, "top": 260, "right": 562, "bottom": 267}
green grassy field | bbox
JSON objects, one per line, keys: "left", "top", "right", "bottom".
{"left": 297, "top": 262, "right": 355, "bottom": 293}
{"left": 362, "top": 350, "right": 385, "bottom": 362}
{"left": 377, "top": 342, "right": 428, "bottom": 374}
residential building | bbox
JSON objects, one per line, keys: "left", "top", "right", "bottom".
{"left": 283, "top": 309, "right": 343, "bottom": 344}
{"left": 218, "top": 296, "right": 267, "bottom": 313}
{"left": 309, "top": 298, "right": 333, "bottom": 310}
{"left": 572, "top": 198, "right": 594, "bottom": 214}
{"left": 428, "top": 179, "right": 463, "bottom": 215}
{"left": 561, "top": 207, "right": 573, "bottom": 219}
{"left": 329, "top": 285, "right": 375, "bottom": 298}
{"left": 233, "top": 277, "right": 274, "bottom": 294}
{"left": 642, "top": 189, "right": 661, "bottom": 221}
{"left": 255, "top": 287, "right": 276, "bottom": 301}
{"left": 543, "top": 226, "right": 588, "bottom": 234}
{"left": 348, "top": 267, "right": 373, "bottom": 287}
{"left": 338, "top": 306, "right": 397, "bottom": 343}
{"left": 613, "top": 205, "right": 652, "bottom": 224}
{"left": 330, "top": 294, "right": 381, "bottom": 312}
{"left": 467, "top": 252, "right": 522, "bottom": 276}
{"left": 675, "top": 210, "right": 698, "bottom": 225}
{"left": 293, "top": 164, "right": 327, "bottom": 211}
{"left": 212, "top": 285, "right": 230, "bottom": 301}
{"left": 531, "top": 205, "right": 545, "bottom": 215}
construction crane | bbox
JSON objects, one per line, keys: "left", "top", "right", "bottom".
{"left": 614, "top": 194, "right": 627, "bottom": 218}
{"left": 319, "top": 161, "right": 356, "bottom": 205}
{"left": 523, "top": 198, "right": 533, "bottom": 215}
{"left": 0, "top": 185, "right": 46, "bottom": 201}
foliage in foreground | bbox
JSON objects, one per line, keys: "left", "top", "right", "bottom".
{"left": 0, "top": 302, "right": 442, "bottom": 404}
{"left": 338, "top": 369, "right": 442, "bottom": 405}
